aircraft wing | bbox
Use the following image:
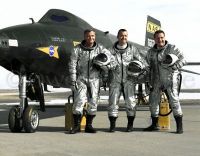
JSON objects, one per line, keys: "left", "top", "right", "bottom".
{"left": 180, "top": 69, "right": 200, "bottom": 76}
{"left": 181, "top": 62, "right": 200, "bottom": 75}
{"left": 186, "top": 62, "right": 200, "bottom": 65}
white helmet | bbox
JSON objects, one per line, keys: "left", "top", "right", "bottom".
{"left": 163, "top": 54, "right": 178, "bottom": 66}
{"left": 93, "top": 53, "right": 110, "bottom": 67}
{"left": 127, "top": 60, "right": 144, "bottom": 77}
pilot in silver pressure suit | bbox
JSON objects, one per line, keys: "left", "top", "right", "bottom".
{"left": 68, "top": 29, "right": 114, "bottom": 134}
{"left": 144, "top": 30, "right": 186, "bottom": 134}
{"left": 108, "top": 29, "right": 146, "bottom": 132}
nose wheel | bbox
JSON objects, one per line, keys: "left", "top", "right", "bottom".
{"left": 23, "top": 106, "right": 39, "bottom": 133}
{"left": 8, "top": 105, "right": 39, "bottom": 133}
{"left": 8, "top": 71, "right": 41, "bottom": 133}
{"left": 8, "top": 106, "right": 23, "bottom": 132}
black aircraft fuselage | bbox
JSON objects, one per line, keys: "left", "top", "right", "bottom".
{"left": 0, "top": 9, "right": 129, "bottom": 88}
{"left": 2, "top": 9, "right": 200, "bottom": 133}
{"left": 0, "top": 9, "right": 148, "bottom": 133}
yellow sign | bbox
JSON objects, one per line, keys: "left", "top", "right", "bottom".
{"left": 146, "top": 21, "right": 161, "bottom": 34}
{"left": 73, "top": 41, "right": 81, "bottom": 47}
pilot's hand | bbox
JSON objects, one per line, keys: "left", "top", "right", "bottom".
{"left": 92, "top": 58, "right": 104, "bottom": 66}
{"left": 171, "top": 64, "right": 179, "bottom": 70}
{"left": 92, "top": 59, "right": 99, "bottom": 66}
{"left": 71, "top": 81, "right": 78, "bottom": 91}
{"left": 100, "top": 65, "right": 109, "bottom": 71}
{"left": 115, "top": 65, "right": 120, "bottom": 73}
{"left": 161, "top": 63, "right": 169, "bottom": 69}
{"left": 138, "top": 70, "right": 147, "bottom": 80}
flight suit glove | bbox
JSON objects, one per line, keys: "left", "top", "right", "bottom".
{"left": 171, "top": 64, "right": 179, "bottom": 70}
{"left": 100, "top": 65, "right": 109, "bottom": 71}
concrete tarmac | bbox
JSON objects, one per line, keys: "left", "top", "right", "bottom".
{"left": 0, "top": 104, "right": 200, "bottom": 156}
{"left": 0, "top": 90, "right": 200, "bottom": 156}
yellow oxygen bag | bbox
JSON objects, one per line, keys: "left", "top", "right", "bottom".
{"left": 65, "top": 95, "right": 87, "bottom": 132}
{"left": 158, "top": 93, "right": 171, "bottom": 130}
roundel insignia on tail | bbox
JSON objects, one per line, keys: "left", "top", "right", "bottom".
{"left": 49, "top": 45, "right": 55, "bottom": 57}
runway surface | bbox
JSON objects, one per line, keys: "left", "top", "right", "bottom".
{"left": 0, "top": 89, "right": 200, "bottom": 156}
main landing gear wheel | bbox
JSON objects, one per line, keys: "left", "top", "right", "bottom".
{"left": 8, "top": 106, "right": 23, "bottom": 132}
{"left": 23, "top": 106, "right": 39, "bottom": 133}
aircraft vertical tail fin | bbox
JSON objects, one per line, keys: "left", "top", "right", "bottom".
{"left": 145, "top": 16, "right": 161, "bottom": 47}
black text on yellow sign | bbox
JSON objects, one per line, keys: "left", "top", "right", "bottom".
{"left": 73, "top": 41, "right": 81, "bottom": 47}
{"left": 146, "top": 21, "right": 161, "bottom": 34}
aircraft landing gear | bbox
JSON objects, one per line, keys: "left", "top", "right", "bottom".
{"left": 23, "top": 106, "right": 39, "bottom": 133}
{"left": 8, "top": 73, "right": 40, "bottom": 133}
{"left": 8, "top": 106, "right": 23, "bottom": 132}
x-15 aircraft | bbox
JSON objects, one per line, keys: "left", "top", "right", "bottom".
{"left": 0, "top": 9, "right": 199, "bottom": 133}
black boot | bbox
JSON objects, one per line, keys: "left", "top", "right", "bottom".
{"left": 109, "top": 116, "right": 117, "bottom": 132}
{"left": 143, "top": 116, "right": 159, "bottom": 131}
{"left": 126, "top": 116, "right": 135, "bottom": 132}
{"left": 85, "top": 115, "right": 96, "bottom": 133}
{"left": 70, "top": 114, "right": 81, "bottom": 134}
{"left": 174, "top": 115, "right": 183, "bottom": 134}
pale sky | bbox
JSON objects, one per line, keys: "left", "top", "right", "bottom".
{"left": 0, "top": 0, "right": 200, "bottom": 89}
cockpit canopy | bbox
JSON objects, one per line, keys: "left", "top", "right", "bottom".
{"left": 38, "top": 9, "right": 92, "bottom": 29}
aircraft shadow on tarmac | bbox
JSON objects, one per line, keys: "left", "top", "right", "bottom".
{"left": 0, "top": 106, "right": 148, "bottom": 133}
{"left": 0, "top": 107, "right": 65, "bottom": 132}
{"left": 94, "top": 127, "right": 145, "bottom": 132}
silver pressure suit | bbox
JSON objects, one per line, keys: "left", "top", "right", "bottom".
{"left": 146, "top": 41, "right": 186, "bottom": 117}
{"left": 108, "top": 42, "right": 146, "bottom": 117}
{"left": 69, "top": 41, "right": 113, "bottom": 115}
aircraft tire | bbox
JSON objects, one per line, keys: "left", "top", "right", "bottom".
{"left": 8, "top": 106, "right": 23, "bottom": 132}
{"left": 23, "top": 106, "right": 39, "bottom": 133}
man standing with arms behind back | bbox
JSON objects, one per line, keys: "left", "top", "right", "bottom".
{"left": 144, "top": 30, "right": 186, "bottom": 134}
